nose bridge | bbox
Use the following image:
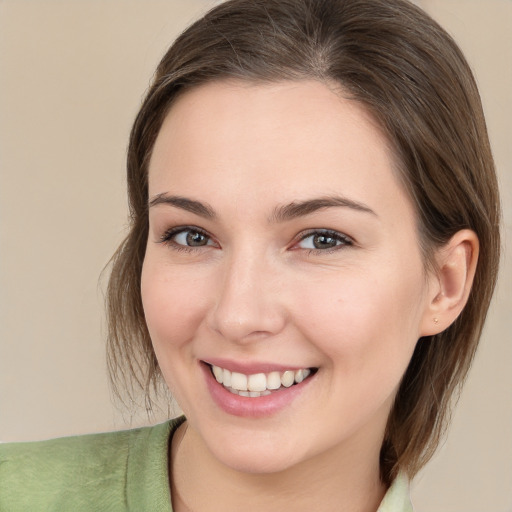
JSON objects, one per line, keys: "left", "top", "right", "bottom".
{"left": 209, "top": 244, "right": 286, "bottom": 342}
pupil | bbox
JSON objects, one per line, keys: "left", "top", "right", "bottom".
{"left": 186, "top": 231, "right": 207, "bottom": 246}
{"left": 313, "top": 234, "right": 337, "bottom": 249}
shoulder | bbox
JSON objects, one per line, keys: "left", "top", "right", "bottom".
{"left": 0, "top": 417, "right": 184, "bottom": 512}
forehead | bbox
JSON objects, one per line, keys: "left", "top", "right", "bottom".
{"left": 148, "top": 80, "right": 411, "bottom": 220}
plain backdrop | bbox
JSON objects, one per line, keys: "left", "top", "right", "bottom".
{"left": 0, "top": 1, "right": 510, "bottom": 511}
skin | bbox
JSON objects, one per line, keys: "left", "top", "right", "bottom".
{"left": 140, "top": 80, "right": 475, "bottom": 512}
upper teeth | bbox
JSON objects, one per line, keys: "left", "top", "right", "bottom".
{"left": 211, "top": 364, "right": 312, "bottom": 395}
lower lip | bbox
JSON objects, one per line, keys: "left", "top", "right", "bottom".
{"left": 201, "top": 362, "right": 315, "bottom": 418}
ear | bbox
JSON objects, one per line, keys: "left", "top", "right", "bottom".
{"left": 420, "top": 229, "right": 479, "bottom": 336}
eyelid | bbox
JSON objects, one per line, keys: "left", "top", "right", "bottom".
{"left": 157, "top": 226, "right": 353, "bottom": 253}
{"left": 158, "top": 225, "right": 217, "bottom": 249}
{"left": 293, "top": 229, "right": 354, "bottom": 251}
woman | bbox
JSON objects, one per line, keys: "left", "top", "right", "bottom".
{"left": 0, "top": 0, "right": 501, "bottom": 510}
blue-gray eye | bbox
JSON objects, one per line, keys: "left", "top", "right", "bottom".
{"left": 173, "top": 229, "right": 213, "bottom": 247}
{"left": 298, "top": 231, "right": 351, "bottom": 250}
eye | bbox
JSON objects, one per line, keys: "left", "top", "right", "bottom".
{"left": 174, "top": 230, "right": 211, "bottom": 247}
{"left": 295, "top": 230, "right": 353, "bottom": 251}
{"left": 160, "top": 227, "right": 216, "bottom": 249}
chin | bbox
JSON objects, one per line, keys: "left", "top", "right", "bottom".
{"left": 212, "top": 445, "right": 303, "bottom": 475}
{"left": 198, "top": 421, "right": 309, "bottom": 475}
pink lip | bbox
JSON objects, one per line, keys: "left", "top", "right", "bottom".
{"left": 200, "top": 361, "right": 316, "bottom": 418}
{"left": 203, "top": 357, "right": 309, "bottom": 375}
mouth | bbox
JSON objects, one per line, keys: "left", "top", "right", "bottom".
{"left": 207, "top": 363, "right": 317, "bottom": 398}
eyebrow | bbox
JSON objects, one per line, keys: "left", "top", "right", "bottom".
{"left": 148, "top": 193, "right": 216, "bottom": 219}
{"left": 270, "top": 196, "right": 377, "bottom": 223}
{"left": 148, "top": 193, "right": 376, "bottom": 222}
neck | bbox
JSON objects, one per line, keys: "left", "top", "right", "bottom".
{"left": 170, "top": 421, "right": 386, "bottom": 512}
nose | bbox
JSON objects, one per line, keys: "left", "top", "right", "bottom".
{"left": 207, "top": 249, "right": 287, "bottom": 343}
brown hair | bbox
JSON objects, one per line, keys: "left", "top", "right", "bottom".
{"left": 106, "top": 0, "right": 501, "bottom": 484}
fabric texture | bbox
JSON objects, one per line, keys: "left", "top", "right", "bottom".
{"left": 0, "top": 417, "right": 184, "bottom": 512}
{"left": 1, "top": 416, "right": 412, "bottom": 511}
{"left": 377, "top": 472, "right": 413, "bottom": 512}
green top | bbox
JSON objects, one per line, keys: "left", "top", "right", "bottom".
{"left": 0, "top": 417, "right": 185, "bottom": 511}
{"left": 0, "top": 417, "right": 412, "bottom": 511}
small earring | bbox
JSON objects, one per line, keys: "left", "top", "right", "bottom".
{"left": 434, "top": 317, "right": 439, "bottom": 324}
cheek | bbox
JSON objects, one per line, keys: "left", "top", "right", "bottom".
{"left": 140, "top": 257, "right": 215, "bottom": 408}
{"left": 293, "top": 264, "right": 426, "bottom": 381}
{"left": 140, "top": 258, "right": 211, "bottom": 356}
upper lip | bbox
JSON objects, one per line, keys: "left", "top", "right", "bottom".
{"left": 202, "top": 358, "right": 314, "bottom": 375}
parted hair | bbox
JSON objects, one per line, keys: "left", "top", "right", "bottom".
{"left": 106, "top": 0, "right": 501, "bottom": 485}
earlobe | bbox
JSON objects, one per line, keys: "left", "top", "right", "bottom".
{"left": 421, "top": 229, "right": 479, "bottom": 336}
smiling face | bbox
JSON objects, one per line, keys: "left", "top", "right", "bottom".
{"left": 141, "top": 80, "right": 436, "bottom": 475}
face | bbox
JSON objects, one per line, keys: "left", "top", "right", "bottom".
{"left": 141, "top": 80, "right": 435, "bottom": 475}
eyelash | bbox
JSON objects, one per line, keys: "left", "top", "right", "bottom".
{"left": 159, "top": 226, "right": 215, "bottom": 253}
{"left": 158, "top": 226, "right": 353, "bottom": 254}
{"left": 295, "top": 229, "right": 353, "bottom": 254}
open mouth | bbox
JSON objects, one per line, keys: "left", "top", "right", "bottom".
{"left": 207, "top": 363, "right": 317, "bottom": 398}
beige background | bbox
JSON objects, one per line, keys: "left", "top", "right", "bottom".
{"left": 0, "top": 1, "right": 510, "bottom": 511}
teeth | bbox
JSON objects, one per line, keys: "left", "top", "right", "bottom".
{"left": 210, "top": 364, "right": 314, "bottom": 395}
{"left": 247, "top": 373, "right": 267, "bottom": 392}
{"left": 230, "top": 372, "right": 247, "bottom": 391}
{"left": 281, "top": 370, "right": 295, "bottom": 388}
{"left": 212, "top": 365, "right": 223, "bottom": 383}
{"left": 222, "top": 368, "right": 231, "bottom": 388}
{"left": 227, "top": 389, "right": 273, "bottom": 397}
{"left": 267, "top": 371, "right": 281, "bottom": 390}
